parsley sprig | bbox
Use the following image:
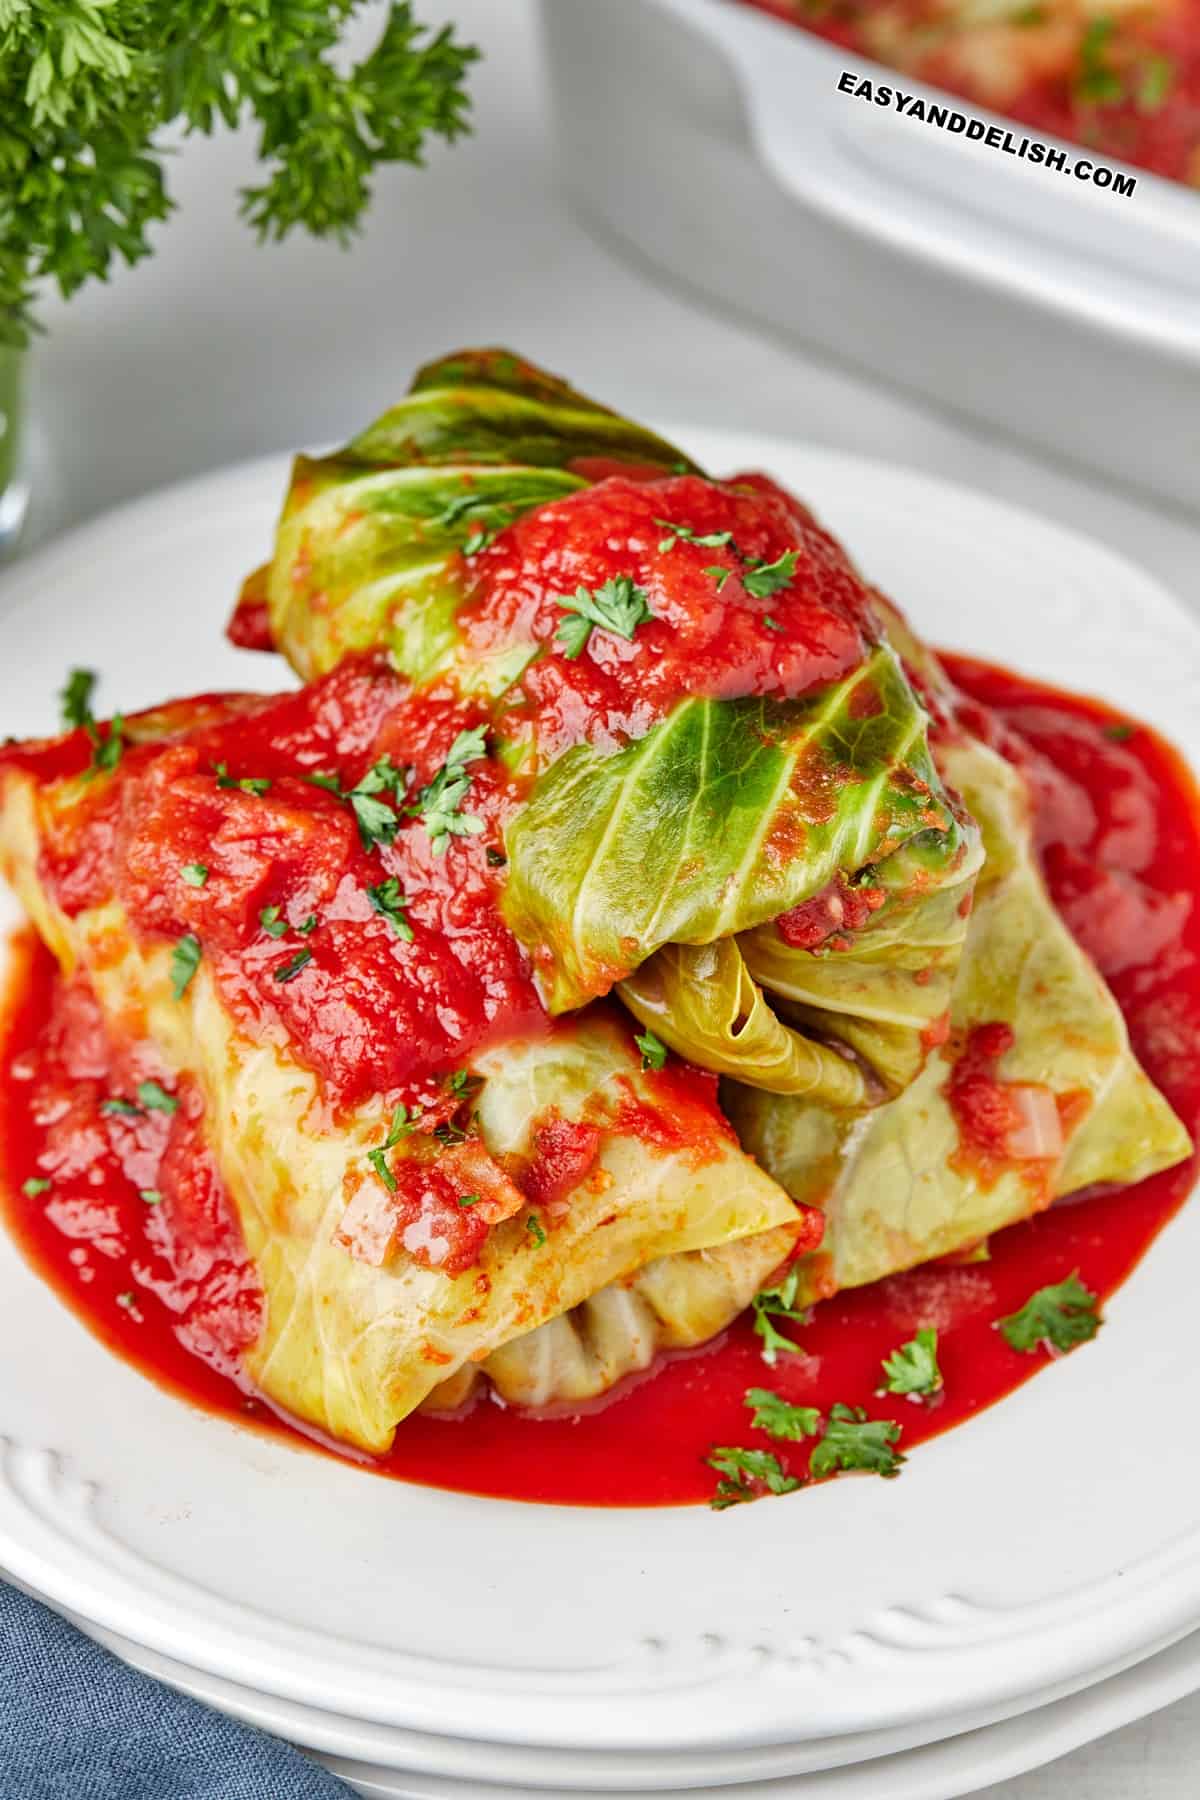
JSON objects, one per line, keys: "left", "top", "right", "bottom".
{"left": 810, "top": 1404, "right": 905, "bottom": 1480}
{"left": 367, "top": 876, "right": 415, "bottom": 941}
{"left": 60, "top": 668, "right": 97, "bottom": 730}
{"left": 59, "top": 666, "right": 125, "bottom": 774}
{"left": 1075, "top": 16, "right": 1124, "bottom": 104}
{"left": 367, "top": 1102, "right": 418, "bottom": 1192}
{"left": 879, "top": 1327, "right": 943, "bottom": 1399}
{"left": 273, "top": 947, "right": 313, "bottom": 984}
{"left": 309, "top": 757, "right": 410, "bottom": 850}
{"left": 213, "top": 762, "right": 270, "bottom": 797}
{"left": 742, "top": 550, "right": 799, "bottom": 599}
{"left": 651, "top": 522, "right": 800, "bottom": 607}
{"left": 654, "top": 519, "right": 734, "bottom": 553}
{"left": 407, "top": 726, "right": 487, "bottom": 855}
{"left": 0, "top": 3, "right": 478, "bottom": 346}
{"left": 998, "top": 1273, "right": 1101, "bottom": 1355}
{"left": 349, "top": 756, "right": 408, "bottom": 848}
{"left": 744, "top": 1388, "right": 821, "bottom": 1442}
{"left": 707, "top": 1447, "right": 801, "bottom": 1510}
{"left": 751, "top": 1268, "right": 810, "bottom": 1365}
{"left": 136, "top": 1079, "right": 178, "bottom": 1115}
{"left": 169, "top": 932, "right": 202, "bottom": 1000}
{"left": 555, "top": 576, "right": 653, "bottom": 660}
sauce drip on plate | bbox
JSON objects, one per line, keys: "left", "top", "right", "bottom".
{"left": 2, "top": 656, "right": 1198, "bottom": 1505}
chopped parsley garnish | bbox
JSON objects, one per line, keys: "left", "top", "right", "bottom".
{"left": 707, "top": 1447, "right": 801, "bottom": 1509}
{"left": 367, "top": 1151, "right": 396, "bottom": 1192}
{"left": 21, "top": 1176, "right": 51, "bottom": 1197}
{"left": 705, "top": 565, "right": 732, "bottom": 591}
{"left": 1103, "top": 722, "right": 1135, "bottom": 742}
{"left": 751, "top": 1267, "right": 810, "bottom": 1365}
{"left": 763, "top": 615, "right": 783, "bottom": 632}
{"left": 340, "top": 755, "right": 409, "bottom": 850}
{"left": 170, "top": 933, "right": 202, "bottom": 1000}
{"left": 407, "top": 726, "right": 487, "bottom": 855}
{"left": 140, "top": 1189, "right": 163, "bottom": 1205}
{"left": 367, "top": 1103, "right": 417, "bottom": 1191}
{"left": 181, "top": 862, "right": 208, "bottom": 887}
{"left": 89, "top": 717, "right": 126, "bottom": 774}
{"left": 457, "top": 1192, "right": 481, "bottom": 1209}
{"left": 297, "top": 914, "right": 318, "bottom": 936}
{"left": 306, "top": 770, "right": 345, "bottom": 795}
{"left": 259, "top": 905, "right": 289, "bottom": 939}
{"left": 136, "top": 1080, "right": 178, "bottom": 1115}
{"left": 998, "top": 1272, "right": 1101, "bottom": 1355}
{"left": 213, "top": 762, "right": 270, "bottom": 796}
{"left": 526, "top": 1213, "right": 547, "bottom": 1248}
{"left": 433, "top": 1119, "right": 469, "bottom": 1147}
{"left": 1137, "top": 52, "right": 1174, "bottom": 111}
{"left": 462, "top": 526, "right": 495, "bottom": 556}
{"left": 60, "top": 667, "right": 97, "bottom": 729}
{"left": 367, "top": 877, "right": 415, "bottom": 941}
{"left": 810, "top": 1404, "right": 905, "bottom": 1479}
{"left": 654, "top": 518, "right": 735, "bottom": 554}
{"left": 634, "top": 1028, "right": 667, "bottom": 1071}
{"left": 446, "top": 1068, "right": 474, "bottom": 1098}
{"left": 101, "top": 1097, "right": 142, "bottom": 1117}
{"left": 744, "top": 1387, "right": 822, "bottom": 1442}
{"left": 555, "top": 576, "right": 653, "bottom": 660}
{"left": 1075, "top": 17, "right": 1124, "bottom": 104}
{"left": 879, "top": 1327, "right": 943, "bottom": 1399}
{"left": 743, "top": 549, "right": 799, "bottom": 599}
{"left": 58, "top": 668, "right": 125, "bottom": 773}
{"left": 273, "top": 947, "right": 312, "bottom": 984}
{"left": 352, "top": 793, "right": 402, "bottom": 849}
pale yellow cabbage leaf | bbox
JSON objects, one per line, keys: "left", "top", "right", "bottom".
{"left": 0, "top": 771, "right": 806, "bottom": 1453}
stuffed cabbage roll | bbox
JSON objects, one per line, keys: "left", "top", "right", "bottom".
{"left": 728, "top": 717, "right": 1193, "bottom": 1301}
{"left": 235, "top": 348, "right": 983, "bottom": 1105}
{"left": 0, "top": 666, "right": 815, "bottom": 1452}
{"left": 446, "top": 712, "right": 1190, "bottom": 1413}
{"left": 225, "top": 346, "right": 1186, "bottom": 1417}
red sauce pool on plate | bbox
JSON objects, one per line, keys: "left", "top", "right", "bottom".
{"left": 2, "top": 657, "right": 1198, "bottom": 1506}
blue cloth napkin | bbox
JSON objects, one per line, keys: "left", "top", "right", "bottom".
{"left": 0, "top": 1580, "right": 355, "bottom": 1799}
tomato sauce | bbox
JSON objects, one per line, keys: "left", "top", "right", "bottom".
{"left": 463, "top": 472, "right": 877, "bottom": 765}
{"left": 2, "top": 656, "right": 1199, "bottom": 1505}
{"left": 0, "top": 660, "right": 548, "bottom": 1126}
{"left": 740, "top": 0, "right": 1200, "bottom": 190}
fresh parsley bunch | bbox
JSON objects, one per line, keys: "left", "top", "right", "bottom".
{"left": 0, "top": 0, "right": 478, "bottom": 345}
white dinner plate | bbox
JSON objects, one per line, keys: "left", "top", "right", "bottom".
{"left": 2, "top": 433, "right": 1200, "bottom": 1767}
{"left": 319, "top": 1627, "right": 1200, "bottom": 1798}
{"left": 49, "top": 1599, "right": 1200, "bottom": 1794}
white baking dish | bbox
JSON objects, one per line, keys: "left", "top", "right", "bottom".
{"left": 541, "top": 0, "right": 1200, "bottom": 510}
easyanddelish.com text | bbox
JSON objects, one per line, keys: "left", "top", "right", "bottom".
{"left": 836, "top": 71, "right": 1138, "bottom": 196}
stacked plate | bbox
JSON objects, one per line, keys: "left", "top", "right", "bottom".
{"left": 3, "top": 434, "right": 1200, "bottom": 1797}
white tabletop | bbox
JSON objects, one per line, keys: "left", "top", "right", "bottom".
{"left": 12, "top": 0, "right": 1200, "bottom": 1792}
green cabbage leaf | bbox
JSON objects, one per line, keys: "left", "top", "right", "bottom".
{"left": 244, "top": 348, "right": 696, "bottom": 683}
{"left": 505, "top": 645, "right": 983, "bottom": 1097}
{"left": 726, "top": 735, "right": 1193, "bottom": 1299}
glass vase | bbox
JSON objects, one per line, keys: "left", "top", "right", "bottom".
{"left": 0, "top": 343, "right": 28, "bottom": 556}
